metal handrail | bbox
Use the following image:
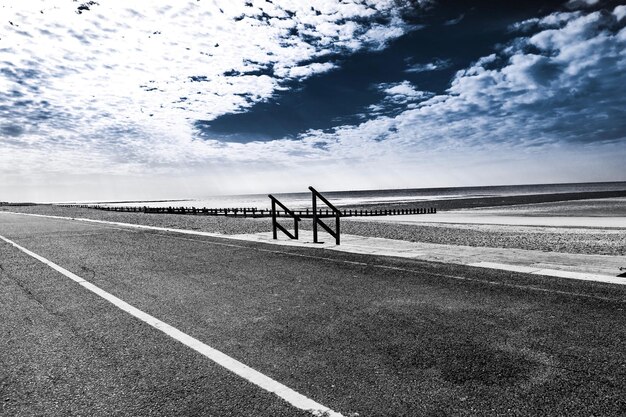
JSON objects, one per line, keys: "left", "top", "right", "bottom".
{"left": 268, "top": 194, "right": 300, "bottom": 240}
{"left": 309, "top": 186, "right": 341, "bottom": 245}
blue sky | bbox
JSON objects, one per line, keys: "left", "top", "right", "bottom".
{"left": 1, "top": 0, "right": 625, "bottom": 201}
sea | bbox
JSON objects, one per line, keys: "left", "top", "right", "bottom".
{"left": 83, "top": 181, "right": 626, "bottom": 210}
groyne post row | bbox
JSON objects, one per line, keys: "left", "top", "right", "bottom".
{"left": 58, "top": 205, "right": 437, "bottom": 217}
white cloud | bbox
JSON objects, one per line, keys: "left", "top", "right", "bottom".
{"left": 1, "top": 2, "right": 625, "bottom": 200}
{"left": 274, "top": 62, "right": 337, "bottom": 79}
{"left": 361, "top": 19, "right": 414, "bottom": 50}
{"left": 0, "top": 0, "right": 424, "bottom": 182}
{"left": 377, "top": 81, "right": 432, "bottom": 103}
{"left": 614, "top": 5, "right": 626, "bottom": 21}
{"left": 291, "top": 8, "right": 626, "bottom": 167}
{"left": 511, "top": 11, "right": 581, "bottom": 32}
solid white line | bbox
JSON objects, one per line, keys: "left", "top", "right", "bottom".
{"left": 0, "top": 233, "right": 344, "bottom": 417}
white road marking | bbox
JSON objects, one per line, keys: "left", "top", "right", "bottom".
{"left": 0, "top": 233, "right": 345, "bottom": 417}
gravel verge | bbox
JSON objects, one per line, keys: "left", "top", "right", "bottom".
{"left": 337, "top": 220, "right": 626, "bottom": 256}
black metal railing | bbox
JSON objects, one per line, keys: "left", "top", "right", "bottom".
{"left": 268, "top": 194, "right": 301, "bottom": 240}
{"left": 309, "top": 186, "right": 341, "bottom": 245}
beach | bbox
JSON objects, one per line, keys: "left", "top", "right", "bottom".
{"left": 342, "top": 197, "right": 626, "bottom": 256}
{"left": 5, "top": 193, "right": 625, "bottom": 257}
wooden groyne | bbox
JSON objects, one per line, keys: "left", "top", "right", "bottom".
{"left": 58, "top": 205, "right": 436, "bottom": 218}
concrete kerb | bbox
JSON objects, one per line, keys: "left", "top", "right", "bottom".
{"left": 231, "top": 230, "right": 626, "bottom": 285}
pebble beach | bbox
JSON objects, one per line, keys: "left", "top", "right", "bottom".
{"left": 3, "top": 193, "right": 625, "bottom": 257}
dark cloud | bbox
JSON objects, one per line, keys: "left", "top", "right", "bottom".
{"left": 76, "top": 1, "right": 99, "bottom": 15}
{"left": 1, "top": 66, "right": 41, "bottom": 85}
{"left": 522, "top": 56, "right": 564, "bottom": 86}
{"left": 0, "top": 124, "right": 24, "bottom": 137}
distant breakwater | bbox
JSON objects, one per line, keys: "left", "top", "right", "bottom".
{"left": 56, "top": 205, "right": 436, "bottom": 218}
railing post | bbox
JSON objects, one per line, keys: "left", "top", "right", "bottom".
{"left": 269, "top": 195, "right": 300, "bottom": 240}
{"left": 309, "top": 186, "right": 340, "bottom": 245}
{"left": 312, "top": 191, "right": 318, "bottom": 243}
{"left": 271, "top": 199, "right": 277, "bottom": 240}
{"left": 335, "top": 212, "right": 340, "bottom": 245}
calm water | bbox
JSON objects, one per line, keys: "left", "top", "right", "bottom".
{"left": 94, "top": 182, "right": 626, "bottom": 210}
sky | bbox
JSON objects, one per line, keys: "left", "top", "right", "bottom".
{"left": 1, "top": 0, "right": 625, "bottom": 202}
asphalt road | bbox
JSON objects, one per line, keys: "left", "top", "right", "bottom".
{"left": 1, "top": 213, "right": 625, "bottom": 416}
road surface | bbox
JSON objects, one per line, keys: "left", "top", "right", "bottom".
{"left": 1, "top": 213, "right": 624, "bottom": 416}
